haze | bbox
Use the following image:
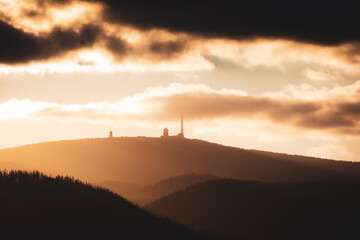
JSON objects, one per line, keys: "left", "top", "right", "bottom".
{"left": 0, "top": 0, "right": 360, "bottom": 161}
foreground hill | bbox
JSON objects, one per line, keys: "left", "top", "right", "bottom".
{"left": 146, "top": 179, "right": 360, "bottom": 240}
{"left": 0, "top": 170, "right": 210, "bottom": 240}
{"left": 97, "top": 173, "right": 217, "bottom": 205}
{"left": 1, "top": 137, "right": 360, "bottom": 185}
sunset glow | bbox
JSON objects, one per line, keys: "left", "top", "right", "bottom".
{"left": 0, "top": 0, "right": 359, "bottom": 161}
{"left": 2, "top": 2, "right": 360, "bottom": 240}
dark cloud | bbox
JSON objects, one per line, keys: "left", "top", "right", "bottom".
{"left": 296, "top": 112, "right": 355, "bottom": 129}
{"left": 95, "top": 0, "right": 360, "bottom": 46}
{"left": 0, "top": 17, "right": 188, "bottom": 64}
{"left": 336, "top": 43, "right": 360, "bottom": 64}
{"left": 149, "top": 40, "right": 187, "bottom": 58}
{"left": 338, "top": 102, "right": 360, "bottom": 116}
{"left": 2, "top": 0, "right": 358, "bottom": 64}
{"left": 36, "top": 0, "right": 72, "bottom": 6}
{"left": 0, "top": 21, "right": 101, "bottom": 64}
{"left": 154, "top": 93, "right": 321, "bottom": 121}
{"left": 146, "top": 92, "right": 360, "bottom": 135}
{"left": 104, "top": 36, "right": 128, "bottom": 55}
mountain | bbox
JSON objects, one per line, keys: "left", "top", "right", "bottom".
{"left": 136, "top": 173, "right": 218, "bottom": 205}
{"left": 1, "top": 137, "right": 360, "bottom": 185}
{"left": 97, "top": 173, "right": 218, "bottom": 206}
{"left": 0, "top": 170, "right": 211, "bottom": 240}
{"left": 146, "top": 179, "right": 360, "bottom": 240}
{"left": 95, "top": 180, "right": 141, "bottom": 201}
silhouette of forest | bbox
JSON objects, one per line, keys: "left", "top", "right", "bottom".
{"left": 2, "top": 138, "right": 360, "bottom": 239}
{"left": 98, "top": 173, "right": 218, "bottom": 205}
{"left": 1, "top": 137, "right": 360, "bottom": 186}
{"left": 146, "top": 179, "right": 360, "bottom": 240}
{"left": 138, "top": 173, "right": 218, "bottom": 205}
{"left": 0, "top": 170, "right": 213, "bottom": 240}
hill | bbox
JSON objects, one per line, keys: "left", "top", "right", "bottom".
{"left": 136, "top": 173, "right": 218, "bottom": 205}
{"left": 1, "top": 137, "right": 360, "bottom": 185}
{"left": 97, "top": 173, "right": 217, "bottom": 205}
{"left": 95, "top": 180, "right": 141, "bottom": 201}
{"left": 146, "top": 179, "right": 360, "bottom": 240}
{"left": 0, "top": 170, "right": 211, "bottom": 240}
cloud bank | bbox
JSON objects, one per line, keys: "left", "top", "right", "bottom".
{"left": 98, "top": 0, "right": 359, "bottom": 46}
{"left": 0, "top": 0, "right": 359, "bottom": 70}
{"left": 1, "top": 83, "right": 360, "bottom": 136}
{"left": 0, "top": 21, "right": 101, "bottom": 64}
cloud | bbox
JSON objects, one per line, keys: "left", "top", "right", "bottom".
{"left": 97, "top": 0, "right": 360, "bottom": 46}
{"left": 103, "top": 36, "right": 128, "bottom": 55}
{"left": 336, "top": 43, "right": 360, "bottom": 65}
{"left": 152, "top": 93, "right": 321, "bottom": 122}
{"left": 203, "top": 40, "right": 360, "bottom": 72}
{"left": 0, "top": 1, "right": 359, "bottom": 72}
{"left": 96, "top": 1, "right": 360, "bottom": 66}
{"left": 148, "top": 40, "right": 188, "bottom": 59}
{"left": 303, "top": 69, "right": 338, "bottom": 82}
{"left": 0, "top": 0, "right": 193, "bottom": 65}
{"left": 264, "top": 81, "right": 360, "bottom": 101}
{"left": 0, "top": 20, "right": 102, "bottom": 64}
{"left": 0, "top": 0, "right": 103, "bottom": 33}
{"left": 0, "top": 19, "right": 192, "bottom": 66}
{"left": 1, "top": 83, "right": 360, "bottom": 136}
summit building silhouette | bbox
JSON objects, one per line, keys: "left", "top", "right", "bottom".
{"left": 161, "top": 115, "right": 184, "bottom": 139}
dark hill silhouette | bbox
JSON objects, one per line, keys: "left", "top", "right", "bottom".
{"left": 137, "top": 173, "right": 218, "bottom": 205}
{"left": 97, "top": 173, "right": 218, "bottom": 206}
{"left": 95, "top": 180, "right": 141, "bottom": 200}
{"left": 0, "top": 170, "right": 212, "bottom": 240}
{"left": 1, "top": 137, "right": 360, "bottom": 185}
{"left": 146, "top": 179, "right": 360, "bottom": 240}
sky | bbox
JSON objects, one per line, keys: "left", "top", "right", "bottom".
{"left": 0, "top": 0, "right": 360, "bottom": 161}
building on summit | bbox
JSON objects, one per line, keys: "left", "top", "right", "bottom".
{"left": 163, "top": 128, "right": 169, "bottom": 137}
{"left": 161, "top": 115, "right": 185, "bottom": 139}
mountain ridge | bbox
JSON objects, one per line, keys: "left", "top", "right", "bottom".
{"left": 0, "top": 136, "right": 344, "bottom": 162}
{"left": 146, "top": 179, "right": 360, "bottom": 240}
{"left": 97, "top": 173, "right": 218, "bottom": 205}
{"left": 1, "top": 137, "right": 359, "bottom": 185}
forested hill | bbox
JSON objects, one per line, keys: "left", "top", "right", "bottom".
{"left": 146, "top": 179, "right": 360, "bottom": 240}
{"left": 1, "top": 137, "right": 360, "bottom": 185}
{"left": 0, "top": 170, "right": 211, "bottom": 240}
{"left": 97, "top": 173, "right": 218, "bottom": 205}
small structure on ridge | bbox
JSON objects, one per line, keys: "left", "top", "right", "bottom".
{"left": 161, "top": 115, "right": 185, "bottom": 139}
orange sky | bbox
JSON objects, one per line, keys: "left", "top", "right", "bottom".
{"left": 0, "top": 0, "right": 360, "bottom": 161}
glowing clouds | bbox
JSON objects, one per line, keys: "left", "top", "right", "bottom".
{"left": 0, "top": 1, "right": 359, "bottom": 75}
{"left": 203, "top": 39, "right": 360, "bottom": 73}
{"left": 0, "top": 0, "right": 103, "bottom": 34}
{"left": 0, "top": 82, "right": 360, "bottom": 136}
{"left": 0, "top": 1, "right": 358, "bottom": 74}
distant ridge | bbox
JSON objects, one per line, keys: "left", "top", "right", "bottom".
{"left": 97, "top": 173, "right": 218, "bottom": 205}
{"left": 146, "top": 179, "right": 360, "bottom": 240}
{"left": 1, "top": 137, "right": 360, "bottom": 185}
{"left": 139, "top": 173, "right": 218, "bottom": 203}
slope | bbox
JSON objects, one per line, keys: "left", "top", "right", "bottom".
{"left": 146, "top": 179, "right": 360, "bottom": 240}
{"left": 97, "top": 173, "right": 218, "bottom": 205}
{"left": 1, "top": 137, "right": 360, "bottom": 185}
{"left": 137, "top": 173, "right": 218, "bottom": 205}
{"left": 0, "top": 170, "right": 210, "bottom": 240}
